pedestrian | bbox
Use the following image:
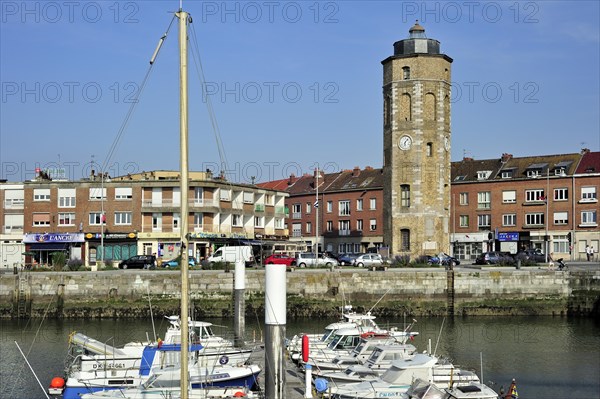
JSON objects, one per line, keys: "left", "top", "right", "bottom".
{"left": 590, "top": 246, "right": 595, "bottom": 262}
{"left": 586, "top": 245, "right": 592, "bottom": 261}
{"left": 548, "top": 253, "right": 555, "bottom": 270}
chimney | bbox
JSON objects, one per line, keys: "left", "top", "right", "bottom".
{"left": 288, "top": 174, "right": 296, "bottom": 185}
{"left": 352, "top": 166, "right": 361, "bottom": 177}
{"left": 501, "top": 153, "right": 513, "bottom": 163}
{"left": 90, "top": 169, "right": 96, "bottom": 180}
{"left": 581, "top": 148, "right": 590, "bottom": 154}
{"left": 365, "top": 166, "right": 373, "bottom": 171}
{"left": 463, "top": 157, "right": 474, "bottom": 162}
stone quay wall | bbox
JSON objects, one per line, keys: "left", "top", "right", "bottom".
{"left": 1, "top": 269, "right": 598, "bottom": 318}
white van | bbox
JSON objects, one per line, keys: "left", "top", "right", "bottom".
{"left": 207, "top": 246, "right": 255, "bottom": 266}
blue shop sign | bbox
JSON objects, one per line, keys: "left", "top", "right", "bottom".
{"left": 498, "top": 232, "right": 519, "bottom": 242}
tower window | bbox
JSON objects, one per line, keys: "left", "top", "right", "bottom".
{"left": 401, "top": 185, "right": 411, "bottom": 207}
{"left": 384, "top": 95, "right": 391, "bottom": 126}
{"left": 401, "top": 229, "right": 410, "bottom": 251}
{"left": 403, "top": 66, "right": 410, "bottom": 80}
{"left": 426, "top": 142, "right": 432, "bottom": 157}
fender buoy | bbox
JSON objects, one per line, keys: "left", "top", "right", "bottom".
{"left": 49, "top": 377, "right": 65, "bottom": 388}
{"left": 233, "top": 392, "right": 246, "bottom": 397}
{"left": 301, "top": 334, "right": 309, "bottom": 363}
{"left": 314, "top": 378, "right": 328, "bottom": 393}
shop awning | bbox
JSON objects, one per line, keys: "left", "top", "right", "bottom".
{"left": 28, "top": 243, "right": 70, "bottom": 251}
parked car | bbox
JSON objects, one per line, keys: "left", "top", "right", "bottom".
{"left": 515, "top": 249, "right": 547, "bottom": 263}
{"left": 295, "top": 253, "right": 339, "bottom": 268}
{"left": 352, "top": 253, "right": 384, "bottom": 267}
{"left": 118, "top": 255, "right": 157, "bottom": 270}
{"left": 427, "top": 253, "right": 460, "bottom": 267}
{"left": 475, "top": 251, "right": 515, "bottom": 265}
{"left": 263, "top": 254, "right": 296, "bottom": 266}
{"left": 162, "top": 256, "right": 198, "bottom": 268}
{"left": 338, "top": 253, "right": 358, "bottom": 266}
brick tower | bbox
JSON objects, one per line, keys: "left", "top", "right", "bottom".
{"left": 382, "top": 21, "right": 453, "bottom": 259}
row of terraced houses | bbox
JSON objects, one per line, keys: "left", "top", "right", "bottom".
{"left": 0, "top": 149, "right": 598, "bottom": 269}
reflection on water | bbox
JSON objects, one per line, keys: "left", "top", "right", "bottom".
{"left": 1, "top": 316, "right": 598, "bottom": 399}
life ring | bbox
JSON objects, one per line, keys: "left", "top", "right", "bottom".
{"left": 219, "top": 355, "right": 229, "bottom": 365}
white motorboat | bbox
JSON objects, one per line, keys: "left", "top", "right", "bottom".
{"left": 406, "top": 378, "right": 500, "bottom": 399}
{"left": 60, "top": 342, "right": 261, "bottom": 399}
{"left": 321, "top": 353, "right": 480, "bottom": 398}
{"left": 308, "top": 335, "right": 405, "bottom": 372}
{"left": 287, "top": 306, "right": 417, "bottom": 362}
{"left": 313, "top": 343, "right": 418, "bottom": 384}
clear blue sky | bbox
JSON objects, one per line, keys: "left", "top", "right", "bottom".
{"left": 1, "top": 1, "right": 599, "bottom": 183}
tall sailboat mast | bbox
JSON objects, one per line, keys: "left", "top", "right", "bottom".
{"left": 177, "top": 8, "right": 190, "bottom": 398}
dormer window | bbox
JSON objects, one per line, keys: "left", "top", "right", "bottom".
{"left": 454, "top": 175, "right": 466, "bottom": 182}
{"left": 527, "top": 170, "right": 541, "bottom": 178}
{"left": 476, "top": 171, "right": 492, "bottom": 180}
{"left": 554, "top": 168, "right": 567, "bottom": 176}
{"left": 501, "top": 170, "right": 513, "bottom": 179}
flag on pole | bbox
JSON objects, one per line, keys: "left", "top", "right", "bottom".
{"left": 314, "top": 200, "right": 319, "bottom": 208}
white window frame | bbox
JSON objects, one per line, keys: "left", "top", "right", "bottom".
{"left": 254, "top": 216, "right": 264, "bottom": 228}
{"left": 356, "top": 199, "right": 363, "bottom": 211}
{"left": 89, "top": 212, "right": 103, "bottom": 225}
{"left": 275, "top": 218, "right": 284, "bottom": 229}
{"left": 477, "top": 214, "right": 491, "bottom": 229}
{"left": 459, "top": 192, "right": 468, "bottom": 205}
{"left": 243, "top": 192, "right": 254, "bottom": 203}
{"left": 115, "top": 212, "right": 132, "bottom": 225}
{"left": 339, "top": 200, "right": 351, "bottom": 216}
{"left": 369, "top": 218, "right": 377, "bottom": 231}
{"left": 369, "top": 198, "right": 376, "bottom": 210}
{"left": 526, "top": 213, "right": 544, "bottom": 226}
{"left": 292, "top": 203, "right": 301, "bottom": 219}
{"left": 339, "top": 220, "right": 350, "bottom": 235}
{"left": 219, "top": 189, "right": 231, "bottom": 201}
{"left": 581, "top": 187, "right": 597, "bottom": 201}
{"left": 115, "top": 187, "right": 133, "bottom": 200}
{"left": 581, "top": 210, "right": 597, "bottom": 226}
{"left": 326, "top": 221, "right": 333, "bottom": 232}
{"left": 89, "top": 187, "right": 107, "bottom": 201}
{"left": 554, "top": 188, "right": 568, "bottom": 201}
{"left": 58, "top": 212, "right": 76, "bottom": 226}
{"left": 503, "top": 214, "right": 516, "bottom": 227}
{"left": 356, "top": 219, "right": 363, "bottom": 231}
{"left": 292, "top": 223, "right": 301, "bottom": 237}
{"left": 33, "top": 188, "right": 51, "bottom": 201}
{"left": 306, "top": 202, "right": 312, "bottom": 214}
{"left": 306, "top": 222, "right": 312, "bottom": 234}
{"left": 477, "top": 192, "right": 491, "bottom": 209}
{"left": 232, "top": 214, "right": 242, "bottom": 227}
{"left": 553, "top": 211, "right": 568, "bottom": 225}
{"left": 58, "top": 188, "right": 76, "bottom": 208}
{"left": 502, "top": 190, "right": 516, "bottom": 204}
{"left": 459, "top": 215, "right": 469, "bottom": 227}
{"left": 32, "top": 213, "right": 50, "bottom": 226}
{"left": 326, "top": 201, "right": 333, "bottom": 213}
{"left": 525, "top": 189, "right": 545, "bottom": 202}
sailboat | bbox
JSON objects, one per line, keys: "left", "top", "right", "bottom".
{"left": 73, "top": 5, "right": 260, "bottom": 399}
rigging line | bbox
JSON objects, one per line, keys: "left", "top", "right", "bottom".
{"left": 9, "top": 290, "right": 58, "bottom": 398}
{"left": 101, "top": 15, "right": 177, "bottom": 175}
{"left": 188, "top": 22, "right": 230, "bottom": 177}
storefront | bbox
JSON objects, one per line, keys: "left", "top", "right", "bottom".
{"left": 23, "top": 233, "right": 84, "bottom": 267}
{"left": 85, "top": 232, "right": 137, "bottom": 267}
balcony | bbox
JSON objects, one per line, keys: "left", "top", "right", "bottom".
{"left": 292, "top": 212, "right": 301, "bottom": 219}
{"left": 255, "top": 204, "right": 265, "bottom": 212}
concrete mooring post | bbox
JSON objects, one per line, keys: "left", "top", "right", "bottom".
{"left": 233, "top": 260, "right": 246, "bottom": 348}
{"left": 265, "top": 263, "right": 286, "bottom": 399}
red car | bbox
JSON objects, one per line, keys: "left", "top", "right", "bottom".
{"left": 263, "top": 254, "right": 296, "bottom": 266}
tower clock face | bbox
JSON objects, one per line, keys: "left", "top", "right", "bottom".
{"left": 398, "top": 135, "right": 413, "bottom": 150}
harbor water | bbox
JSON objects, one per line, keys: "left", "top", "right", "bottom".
{"left": 0, "top": 316, "right": 598, "bottom": 399}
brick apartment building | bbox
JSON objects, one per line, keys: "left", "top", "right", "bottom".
{"left": 0, "top": 169, "right": 289, "bottom": 269}
{"left": 259, "top": 149, "right": 599, "bottom": 263}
